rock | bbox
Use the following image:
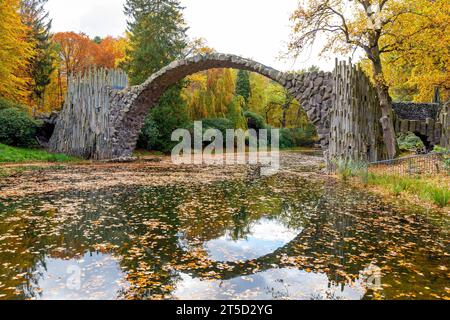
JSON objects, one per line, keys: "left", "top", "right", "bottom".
{"left": 100, "top": 156, "right": 138, "bottom": 163}
{"left": 314, "top": 77, "right": 323, "bottom": 87}
{"left": 313, "top": 93, "right": 323, "bottom": 104}
{"left": 307, "top": 108, "right": 316, "bottom": 120}
{"left": 302, "top": 87, "right": 312, "bottom": 99}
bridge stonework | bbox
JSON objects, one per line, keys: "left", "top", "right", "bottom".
{"left": 48, "top": 53, "right": 449, "bottom": 166}
{"left": 438, "top": 101, "right": 450, "bottom": 148}
{"left": 326, "top": 60, "right": 388, "bottom": 167}
{"left": 392, "top": 102, "right": 448, "bottom": 150}
{"left": 106, "top": 53, "right": 335, "bottom": 159}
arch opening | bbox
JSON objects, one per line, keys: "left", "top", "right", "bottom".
{"left": 109, "top": 53, "right": 334, "bottom": 159}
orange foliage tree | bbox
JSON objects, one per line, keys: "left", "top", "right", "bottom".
{"left": 52, "top": 32, "right": 97, "bottom": 82}
{"left": 46, "top": 32, "right": 127, "bottom": 111}
{"left": 95, "top": 36, "right": 128, "bottom": 68}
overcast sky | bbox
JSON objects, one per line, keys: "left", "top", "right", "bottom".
{"left": 46, "top": 0, "right": 347, "bottom": 72}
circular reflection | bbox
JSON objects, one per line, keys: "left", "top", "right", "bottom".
{"left": 26, "top": 252, "right": 128, "bottom": 300}
{"left": 172, "top": 268, "right": 366, "bottom": 300}
{"left": 204, "top": 218, "right": 302, "bottom": 262}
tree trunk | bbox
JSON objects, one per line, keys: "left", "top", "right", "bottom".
{"left": 372, "top": 58, "right": 398, "bottom": 159}
{"left": 281, "top": 106, "right": 287, "bottom": 128}
{"left": 281, "top": 92, "right": 293, "bottom": 129}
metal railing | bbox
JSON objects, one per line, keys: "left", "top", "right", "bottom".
{"left": 368, "top": 152, "right": 450, "bottom": 176}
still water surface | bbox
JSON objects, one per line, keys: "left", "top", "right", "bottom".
{"left": 0, "top": 172, "right": 448, "bottom": 300}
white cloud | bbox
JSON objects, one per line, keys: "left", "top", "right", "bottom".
{"left": 46, "top": 0, "right": 354, "bottom": 72}
{"left": 46, "top": 0, "right": 127, "bottom": 38}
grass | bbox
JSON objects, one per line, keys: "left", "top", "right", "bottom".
{"left": 367, "top": 173, "right": 450, "bottom": 208}
{"left": 333, "top": 154, "right": 449, "bottom": 209}
{"left": 335, "top": 159, "right": 368, "bottom": 183}
{"left": 0, "top": 143, "right": 78, "bottom": 163}
{"left": 428, "top": 187, "right": 450, "bottom": 208}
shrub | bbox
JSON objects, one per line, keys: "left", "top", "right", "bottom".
{"left": 0, "top": 97, "right": 29, "bottom": 113}
{"left": 244, "top": 111, "right": 266, "bottom": 130}
{"left": 201, "top": 118, "right": 235, "bottom": 136}
{"left": 0, "top": 97, "right": 17, "bottom": 110}
{"left": 445, "top": 158, "right": 450, "bottom": 171}
{"left": 138, "top": 84, "right": 190, "bottom": 154}
{"left": 184, "top": 118, "right": 235, "bottom": 148}
{"left": 279, "top": 129, "right": 294, "bottom": 149}
{"left": 137, "top": 115, "right": 160, "bottom": 150}
{"left": 279, "top": 125, "right": 317, "bottom": 149}
{"left": 433, "top": 146, "right": 450, "bottom": 171}
{"left": 0, "top": 107, "right": 40, "bottom": 147}
{"left": 397, "top": 132, "right": 425, "bottom": 151}
{"left": 433, "top": 146, "right": 449, "bottom": 153}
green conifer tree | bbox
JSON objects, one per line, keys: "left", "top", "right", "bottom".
{"left": 123, "top": 0, "right": 190, "bottom": 152}
{"left": 21, "top": 0, "right": 55, "bottom": 113}
{"left": 123, "top": 0, "right": 188, "bottom": 84}
{"left": 235, "top": 70, "right": 251, "bottom": 107}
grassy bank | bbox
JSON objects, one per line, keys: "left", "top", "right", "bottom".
{"left": 0, "top": 143, "right": 78, "bottom": 163}
{"left": 335, "top": 157, "right": 449, "bottom": 210}
{"left": 366, "top": 173, "right": 449, "bottom": 208}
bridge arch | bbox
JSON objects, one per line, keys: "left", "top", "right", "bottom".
{"left": 108, "top": 53, "right": 334, "bottom": 159}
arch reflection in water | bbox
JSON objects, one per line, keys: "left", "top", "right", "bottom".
{"left": 1, "top": 174, "right": 448, "bottom": 300}
{"left": 204, "top": 218, "right": 301, "bottom": 262}
{"left": 29, "top": 252, "right": 128, "bottom": 300}
{"left": 173, "top": 268, "right": 366, "bottom": 300}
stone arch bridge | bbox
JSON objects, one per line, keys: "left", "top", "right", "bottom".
{"left": 108, "top": 54, "right": 334, "bottom": 159}
{"left": 49, "top": 53, "right": 449, "bottom": 164}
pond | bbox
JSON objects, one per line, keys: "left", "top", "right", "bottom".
{"left": 0, "top": 171, "right": 448, "bottom": 300}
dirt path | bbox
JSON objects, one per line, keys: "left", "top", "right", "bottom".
{"left": 0, "top": 152, "right": 325, "bottom": 199}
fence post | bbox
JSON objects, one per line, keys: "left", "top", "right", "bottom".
{"left": 408, "top": 159, "right": 413, "bottom": 176}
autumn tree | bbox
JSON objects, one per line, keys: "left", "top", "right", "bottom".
{"left": 289, "top": 0, "right": 432, "bottom": 159}
{"left": 53, "top": 32, "right": 97, "bottom": 83}
{"left": 53, "top": 33, "right": 127, "bottom": 81}
{"left": 21, "top": 0, "right": 55, "bottom": 113}
{"left": 245, "top": 72, "right": 308, "bottom": 128}
{"left": 183, "top": 68, "right": 236, "bottom": 120}
{"left": 379, "top": 0, "right": 450, "bottom": 102}
{"left": 0, "top": 0, "right": 35, "bottom": 103}
{"left": 95, "top": 36, "right": 128, "bottom": 68}
{"left": 46, "top": 33, "right": 127, "bottom": 112}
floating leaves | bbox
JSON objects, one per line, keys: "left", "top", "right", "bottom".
{"left": 0, "top": 153, "right": 448, "bottom": 300}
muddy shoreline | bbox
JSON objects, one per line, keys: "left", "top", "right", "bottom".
{"left": 0, "top": 152, "right": 326, "bottom": 199}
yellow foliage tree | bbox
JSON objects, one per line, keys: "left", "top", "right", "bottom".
{"left": 289, "top": 0, "right": 440, "bottom": 158}
{"left": 0, "top": 0, "right": 35, "bottom": 103}
{"left": 380, "top": 0, "right": 450, "bottom": 102}
{"left": 183, "top": 66, "right": 235, "bottom": 120}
